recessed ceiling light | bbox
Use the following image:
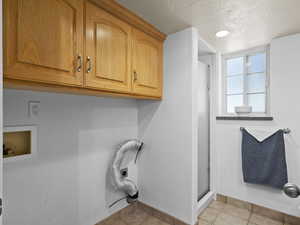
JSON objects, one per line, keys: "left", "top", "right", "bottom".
{"left": 216, "top": 30, "right": 230, "bottom": 38}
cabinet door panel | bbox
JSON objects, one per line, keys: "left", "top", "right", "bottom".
{"left": 85, "top": 2, "right": 131, "bottom": 93}
{"left": 4, "top": 0, "right": 83, "bottom": 86}
{"left": 132, "top": 29, "right": 162, "bottom": 97}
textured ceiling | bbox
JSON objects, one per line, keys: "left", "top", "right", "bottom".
{"left": 117, "top": 0, "right": 300, "bottom": 53}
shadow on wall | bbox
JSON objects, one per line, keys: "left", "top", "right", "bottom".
{"left": 138, "top": 100, "right": 162, "bottom": 140}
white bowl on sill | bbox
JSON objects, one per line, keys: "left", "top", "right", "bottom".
{"left": 235, "top": 106, "right": 252, "bottom": 115}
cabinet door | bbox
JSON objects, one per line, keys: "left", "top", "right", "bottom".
{"left": 85, "top": 2, "right": 132, "bottom": 93}
{"left": 4, "top": 0, "right": 83, "bottom": 86}
{"left": 132, "top": 29, "right": 163, "bottom": 97}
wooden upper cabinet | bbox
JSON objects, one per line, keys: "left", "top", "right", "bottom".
{"left": 4, "top": 0, "right": 84, "bottom": 86}
{"left": 85, "top": 1, "right": 132, "bottom": 93}
{"left": 4, "top": 0, "right": 166, "bottom": 99}
{"left": 132, "top": 29, "right": 163, "bottom": 97}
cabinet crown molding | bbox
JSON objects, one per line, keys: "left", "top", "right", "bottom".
{"left": 88, "top": 0, "right": 167, "bottom": 41}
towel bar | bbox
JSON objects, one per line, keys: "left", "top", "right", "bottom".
{"left": 240, "top": 127, "right": 291, "bottom": 134}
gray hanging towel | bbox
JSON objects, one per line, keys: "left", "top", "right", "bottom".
{"left": 241, "top": 128, "right": 288, "bottom": 189}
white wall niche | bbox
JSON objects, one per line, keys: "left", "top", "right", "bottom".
{"left": 3, "top": 125, "right": 37, "bottom": 163}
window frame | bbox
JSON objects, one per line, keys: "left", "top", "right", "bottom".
{"left": 222, "top": 45, "right": 270, "bottom": 116}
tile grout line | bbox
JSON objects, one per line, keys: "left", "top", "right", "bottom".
{"left": 199, "top": 199, "right": 288, "bottom": 225}
{"left": 216, "top": 195, "right": 292, "bottom": 225}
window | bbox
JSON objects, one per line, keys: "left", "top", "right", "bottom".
{"left": 223, "top": 47, "right": 269, "bottom": 114}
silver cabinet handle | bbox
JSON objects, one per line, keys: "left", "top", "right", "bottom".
{"left": 87, "top": 56, "right": 92, "bottom": 73}
{"left": 76, "top": 55, "right": 82, "bottom": 72}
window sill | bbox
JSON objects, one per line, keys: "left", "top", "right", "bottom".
{"left": 216, "top": 116, "right": 273, "bottom": 121}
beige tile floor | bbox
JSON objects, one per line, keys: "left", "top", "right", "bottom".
{"left": 98, "top": 200, "right": 295, "bottom": 225}
{"left": 97, "top": 206, "right": 170, "bottom": 225}
{"left": 198, "top": 200, "right": 290, "bottom": 225}
{"left": 103, "top": 215, "right": 169, "bottom": 225}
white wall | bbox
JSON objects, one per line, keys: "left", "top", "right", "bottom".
{"left": 137, "top": 27, "right": 199, "bottom": 225}
{"left": 213, "top": 33, "right": 300, "bottom": 217}
{"left": 3, "top": 89, "right": 138, "bottom": 225}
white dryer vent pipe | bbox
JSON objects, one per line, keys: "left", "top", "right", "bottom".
{"left": 111, "top": 139, "right": 143, "bottom": 205}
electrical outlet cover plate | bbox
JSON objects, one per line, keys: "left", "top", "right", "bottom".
{"left": 28, "top": 101, "right": 40, "bottom": 118}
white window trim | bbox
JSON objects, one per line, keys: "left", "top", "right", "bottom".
{"left": 221, "top": 45, "right": 270, "bottom": 116}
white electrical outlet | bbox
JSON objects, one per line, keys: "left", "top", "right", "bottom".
{"left": 28, "top": 101, "right": 40, "bottom": 118}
